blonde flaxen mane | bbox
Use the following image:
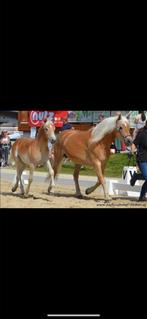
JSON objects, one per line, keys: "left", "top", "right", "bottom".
{"left": 91, "top": 116, "right": 129, "bottom": 143}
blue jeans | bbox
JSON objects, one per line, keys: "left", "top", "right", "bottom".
{"left": 115, "top": 138, "right": 121, "bottom": 152}
{"left": 139, "top": 162, "right": 147, "bottom": 198}
{"left": 1, "top": 145, "right": 9, "bottom": 165}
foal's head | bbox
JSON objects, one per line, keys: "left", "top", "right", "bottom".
{"left": 115, "top": 114, "right": 133, "bottom": 146}
{"left": 42, "top": 120, "right": 56, "bottom": 144}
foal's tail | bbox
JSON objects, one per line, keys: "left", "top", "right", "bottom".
{"left": 8, "top": 149, "right": 15, "bottom": 167}
{"left": 9, "top": 140, "right": 20, "bottom": 167}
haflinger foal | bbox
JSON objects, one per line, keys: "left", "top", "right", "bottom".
{"left": 10, "top": 120, "right": 56, "bottom": 197}
{"left": 51, "top": 113, "right": 133, "bottom": 201}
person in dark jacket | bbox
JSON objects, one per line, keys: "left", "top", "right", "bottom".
{"left": 60, "top": 118, "right": 74, "bottom": 132}
{"left": 0, "top": 130, "right": 11, "bottom": 166}
{"left": 130, "top": 121, "right": 147, "bottom": 201}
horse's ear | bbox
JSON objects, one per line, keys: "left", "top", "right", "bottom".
{"left": 117, "top": 113, "right": 122, "bottom": 121}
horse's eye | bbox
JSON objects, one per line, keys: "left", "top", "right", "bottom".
{"left": 119, "top": 127, "right": 123, "bottom": 130}
{"left": 45, "top": 128, "right": 48, "bottom": 131}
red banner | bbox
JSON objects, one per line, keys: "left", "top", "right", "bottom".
{"left": 29, "top": 111, "right": 68, "bottom": 127}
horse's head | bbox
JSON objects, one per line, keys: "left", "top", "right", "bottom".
{"left": 43, "top": 120, "right": 56, "bottom": 144}
{"left": 116, "top": 113, "right": 133, "bottom": 146}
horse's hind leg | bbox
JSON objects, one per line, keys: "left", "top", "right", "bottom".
{"left": 73, "top": 164, "right": 82, "bottom": 198}
{"left": 24, "top": 164, "right": 34, "bottom": 197}
{"left": 12, "top": 160, "right": 25, "bottom": 194}
{"left": 12, "top": 171, "right": 19, "bottom": 192}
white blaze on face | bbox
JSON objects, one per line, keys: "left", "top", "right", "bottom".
{"left": 44, "top": 121, "right": 56, "bottom": 141}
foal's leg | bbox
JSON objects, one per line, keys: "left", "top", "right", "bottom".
{"left": 73, "top": 164, "right": 82, "bottom": 198}
{"left": 19, "top": 164, "right": 26, "bottom": 195}
{"left": 12, "top": 160, "right": 25, "bottom": 195}
{"left": 12, "top": 167, "right": 19, "bottom": 192}
{"left": 46, "top": 160, "right": 55, "bottom": 194}
{"left": 24, "top": 164, "right": 34, "bottom": 197}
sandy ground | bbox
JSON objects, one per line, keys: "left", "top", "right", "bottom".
{"left": 0, "top": 179, "right": 147, "bottom": 209}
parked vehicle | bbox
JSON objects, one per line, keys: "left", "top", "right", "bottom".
{"left": 9, "top": 131, "right": 23, "bottom": 141}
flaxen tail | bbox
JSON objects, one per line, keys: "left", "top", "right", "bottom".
{"left": 8, "top": 149, "right": 15, "bottom": 167}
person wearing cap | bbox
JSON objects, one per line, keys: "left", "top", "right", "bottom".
{"left": 0, "top": 130, "right": 11, "bottom": 166}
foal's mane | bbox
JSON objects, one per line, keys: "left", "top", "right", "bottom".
{"left": 37, "top": 120, "right": 53, "bottom": 138}
{"left": 91, "top": 116, "right": 128, "bottom": 143}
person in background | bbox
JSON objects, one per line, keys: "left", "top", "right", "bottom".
{"left": 110, "top": 143, "right": 116, "bottom": 154}
{"left": 121, "top": 140, "right": 126, "bottom": 152}
{"left": 35, "top": 126, "right": 40, "bottom": 138}
{"left": 0, "top": 130, "right": 11, "bottom": 166}
{"left": 130, "top": 121, "right": 147, "bottom": 201}
{"left": 0, "top": 132, "right": 3, "bottom": 166}
{"left": 133, "top": 111, "right": 146, "bottom": 140}
{"left": 59, "top": 117, "right": 74, "bottom": 132}
{"left": 99, "top": 113, "right": 105, "bottom": 122}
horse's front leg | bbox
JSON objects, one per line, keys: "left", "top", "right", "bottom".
{"left": 89, "top": 160, "right": 111, "bottom": 201}
{"left": 73, "top": 164, "right": 82, "bottom": 198}
{"left": 46, "top": 160, "right": 55, "bottom": 194}
{"left": 85, "top": 181, "right": 101, "bottom": 195}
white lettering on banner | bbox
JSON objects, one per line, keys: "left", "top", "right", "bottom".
{"left": 32, "top": 111, "right": 38, "bottom": 121}
{"left": 44, "top": 111, "right": 48, "bottom": 119}
{"left": 32, "top": 111, "right": 54, "bottom": 122}
{"left": 48, "top": 112, "right": 54, "bottom": 121}
{"left": 38, "top": 112, "right": 44, "bottom": 121}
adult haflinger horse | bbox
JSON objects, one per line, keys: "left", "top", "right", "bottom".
{"left": 52, "top": 113, "right": 133, "bottom": 201}
{"left": 10, "top": 119, "right": 56, "bottom": 197}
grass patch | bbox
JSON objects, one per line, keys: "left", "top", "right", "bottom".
{"left": 8, "top": 153, "right": 136, "bottom": 178}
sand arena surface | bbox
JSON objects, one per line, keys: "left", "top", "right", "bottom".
{"left": 0, "top": 179, "right": 147, "bottom": 209}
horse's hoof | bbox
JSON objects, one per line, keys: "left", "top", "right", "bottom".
{"left": 85, "top": 188, "right": 90, "bottom": 195}
{"left": 12, "top": 187, "right": 16, "bottom": 192}
{"left": 105, "top": 196, "right": 112, "bottom": 202}
{"left": 85, "top": 188, "right": 92, "bottom": 195}
{"left": 76, "top": 194, "right": 84, "bottom": 199}
{"left": 48, "top": 190, "right": 54, "bottom": 195}
{"left": 23, "top": 194, "right": 29, "bottom": 198}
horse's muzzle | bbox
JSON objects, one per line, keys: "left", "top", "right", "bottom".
{"left": 125, "top": 137, "right": 133, "bottom": 146}
{"left": 50, "top": 138, "right": 56, "bottom": 144}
